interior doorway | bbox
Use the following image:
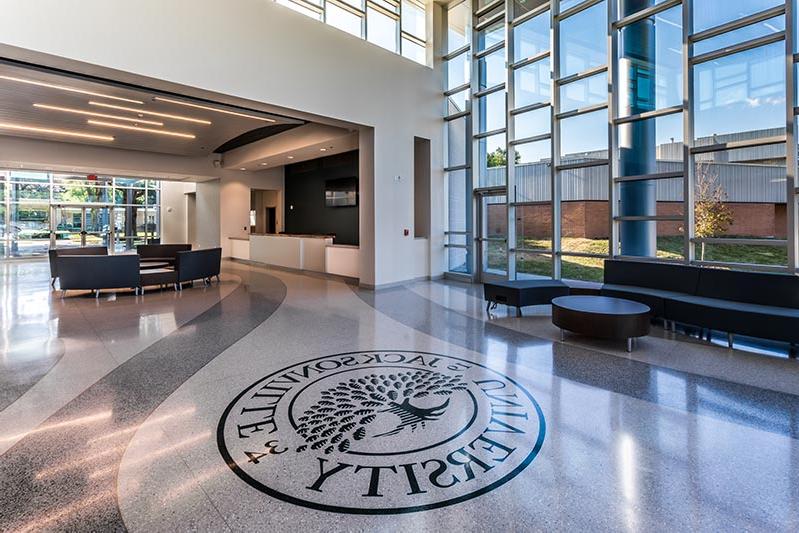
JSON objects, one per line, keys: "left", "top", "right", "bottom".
{"left": 250, "top": 189, "right": 281, "bottom": 234}
{"left": 266, "top": 207, "right": 277, "bottom": 234}
{"left": 186, "top": 192, "right": 197, "bottom": 247}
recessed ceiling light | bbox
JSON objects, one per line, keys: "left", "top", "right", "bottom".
{"left": 87, "top": 119, "right": 195, "bottom": 139}
{"left": 89, "top": 101, "right": 211, "bottom": 125}
{"left": 153, "top": 97, "right": 276, "bottom": 123}
{"left": 287, "top": 156, "right": 294, "bottom": 159}
{"left": 320, "top": 148, "right": 327, "bottom": 152}
{"left": 0, "top": 122, "right": 114, "bottom": 141}
{"left": 260, "top": 162, "right": 268, "bottom": 166}
{"left": 0, "top": 75, "right": 144, "bottom": 104}
{"left": 240, "top": 168, "right": 246, "bottom": 171}
{"left": 33, "top": 103, "right": 164, "bottom": 126}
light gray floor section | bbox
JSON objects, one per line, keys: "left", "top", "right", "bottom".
{"left": 0, "top": 261, "right": 797, "bottom": 532}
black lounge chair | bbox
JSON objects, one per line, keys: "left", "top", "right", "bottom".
{"left": 58, "top": 255, "right": 141, "bottom": 297}
{"left": 173, "top": 248, "right": 222, "bottom": 291}
{"left": 48, "top": 246, "right": 108, "bottom": 288}
{"left": 136, "top": 244, "right": 192, "bottom": 265}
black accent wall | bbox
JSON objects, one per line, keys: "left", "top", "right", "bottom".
{"left": 284, "top": 150, "right": 359, "bottom": 245}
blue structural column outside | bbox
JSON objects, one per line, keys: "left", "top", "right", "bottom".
{"left": 618, "top": 0, "right": 657, "bottom": 256}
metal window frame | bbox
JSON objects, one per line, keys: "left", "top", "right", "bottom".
{"left": 474, "top": 82, "right": 505, "bottom": 98}
{"left": 613, "top": 0, "right": 681, "bottom": 30}
{"left": 510, "top": 100, "right": 550, "bottom": 116}
{"left": 509, "top": 50, "right": 549, "bottom": 70}
{"left": 510, "top": 2, "right": 549, "bottom": 27}
{"left": 283, "top": 0, "right": 429, "bottom": 64}
{"left": 551, "top": 1, "right": 561, "bottom": 278}
{"left": 690, "top": 135, "right": 786, "bottom": 154}
{"left": 474, "top": 40, "right": 505, "bottom": 59}
{"left": 614, "top": 171, "right": 683, "bottom": 183}
{"left": 444, "top": 0, "right": 799, "bottom": 279}
{"left": 787, "top": 0, "right": 798, "bottom": 271}
{"left": 443, "top": 2, "right": 474, "bottom": 276}
{"left": 682, "top": 0, "right": 695, "bottom": 263}
{"left": 512, "top": 247, "right": 554, "bottom": 254}
{"left": 557, "top": 0, "right": 603, "bottom": 22}
{"left": 366, "top": 0, "right": 400, "bottom": 53}
{"left": 614, "top": 104, "right": 682, "bottom": 125}
{"left": 692, "top": 237, "right": 788, "bottom": 247}
{"left": 0, "top": 169, "right": 162, "bottom": 258}
{"left": 690, "top": 4, "right": 786, "bottom": 44}
{"left": 691, "top": 32, "right": 785, "bottom": 66}
{"left": 505, "top": 0, "right": 516, "bottom": 280}
{"left": 555, "top": 64, "right": 608, "bottom": 87}
{"left": 281, "top": 0, "right": 325, "bottom": 17}
{"left": 509, "top": 133, "right": 551, "bottom": 146}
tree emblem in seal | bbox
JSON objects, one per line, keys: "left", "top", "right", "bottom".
{"left": 295, "top": 370, "right": 467, "bottom": 453}
{"left": 218, "top": 351, "right": 545, "bottom": 515}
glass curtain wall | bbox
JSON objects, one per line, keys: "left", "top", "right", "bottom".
{"left": 0, "top": 170, "right": 161, "bottom": 258}
{"left": 444, "top": 0, "right": 799, "bottom": 282}
{"left": 278, "top": 0, "right": 428, "bottom": 64}
{"left": 444, "top": 1, "right": 473, "bottom": 274}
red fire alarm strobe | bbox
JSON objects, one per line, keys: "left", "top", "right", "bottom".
{"left": 87, "top": 174, "right": 98, "bottom": 181}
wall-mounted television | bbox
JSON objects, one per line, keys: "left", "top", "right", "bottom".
{"left": 325, "top": 177, "right": 358, "bottom": 207}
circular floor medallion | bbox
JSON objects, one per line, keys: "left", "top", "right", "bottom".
{"left": 218, "top": 351, "right": 546, "bottom": 514}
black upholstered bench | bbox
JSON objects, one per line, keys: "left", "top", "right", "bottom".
{"left": 484, "top": 279, "right": 570, "bottom": 317}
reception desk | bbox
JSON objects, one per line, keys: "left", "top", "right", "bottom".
{"left": 325, "top": 244, "right": 359, "bottom": 278}
{"left": 230, "top": 234, "right": 358, "bottom": 279}
{"left": 249, "top": 234, "right": 333, "bottom": 271}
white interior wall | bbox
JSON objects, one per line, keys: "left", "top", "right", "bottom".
{"left": 195, "top": 181, "right": 221, "bottom": 250}
{"left": 0, "top": 0, "right": 445, "bottom": 287}
{"left": 220, "top": 168, "right": 284, "bottom": 257}
{"left": 160, "top": 182, "right": 195, "bottom": 244}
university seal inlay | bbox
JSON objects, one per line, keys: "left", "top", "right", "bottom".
{"left": 217, "top": 351, "right": 546, "bottom": 514}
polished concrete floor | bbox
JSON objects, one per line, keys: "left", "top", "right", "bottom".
{"left": 0, "top": 259, "right": 798, "bottom": 531}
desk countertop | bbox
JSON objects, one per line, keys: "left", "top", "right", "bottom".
{"left": 249, "top": 233, "right": 334, "bottom": 240}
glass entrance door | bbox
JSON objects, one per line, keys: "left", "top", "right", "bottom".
{"left": 476, "top": 191, "right": 507, "bottom": 281}
{"left": 50, "top": 204, "right": 114, "bottom": 250}
{"left": 113, "top": 206, "right": 147, "bottom": 252}
{"left": 84, "top": 206, "right": 112, "bottom": 248}
{"left": 51, "top": 206, "right": 83, "bottom": 249}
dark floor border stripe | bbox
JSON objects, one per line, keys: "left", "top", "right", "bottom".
{"left": 0, "top": 267, "right": 287, "bottom": 532}
{"left": 0, "top": 271, "right": 245, "bottom": 412}
{"left": 355, "top": 285, "right": 799, "bottom": 440}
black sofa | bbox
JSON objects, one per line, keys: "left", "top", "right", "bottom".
{"left": 600, "top": 259, "right": 799, "bottom": 350}
{"left": 58, "top": 255, "right": 141, "bottom": 297}
{"left": 48, "top": 246, "right": 108, "bottom": 287}
{"left": 174, "top": 248, "right": 222, "bottom": 289}
{"left": 136, "top": 244, "right": 192, "bottom": 265}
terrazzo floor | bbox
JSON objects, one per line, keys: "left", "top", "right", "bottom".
{"left": 0, "top": 259, "right": 797, "bottom": 532}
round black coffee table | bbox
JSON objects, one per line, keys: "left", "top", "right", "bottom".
{"left": 551, "top": 295, "right": 651, "bottom": 352}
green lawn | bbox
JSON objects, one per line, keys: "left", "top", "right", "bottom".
{"left": 487, "top": 236, "right": 788, "bottom": 283}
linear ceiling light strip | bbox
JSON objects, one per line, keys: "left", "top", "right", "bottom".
{"left": 88, "top": 101, "right": 211, "bottom": 125}
{"left": 152, "top": 97, "right": 277, "bottom": 122}
{"left": 33, "top": 104, "right": 164, "bottom": 126}
{"left": 0, "top": 122, "right": 114, "bottom": 141}
{"left": 87, "top": 120, "right": 195, "bottom": 139}
{"left": 0, "top": 75, "right": 143, "bottom": 104}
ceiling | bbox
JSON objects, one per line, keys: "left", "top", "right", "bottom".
{"left": 223, "top": 123, "right": 358, "bottom": 171}
{"left": 0, "top": 62, "right": 303, "bottom": 157}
